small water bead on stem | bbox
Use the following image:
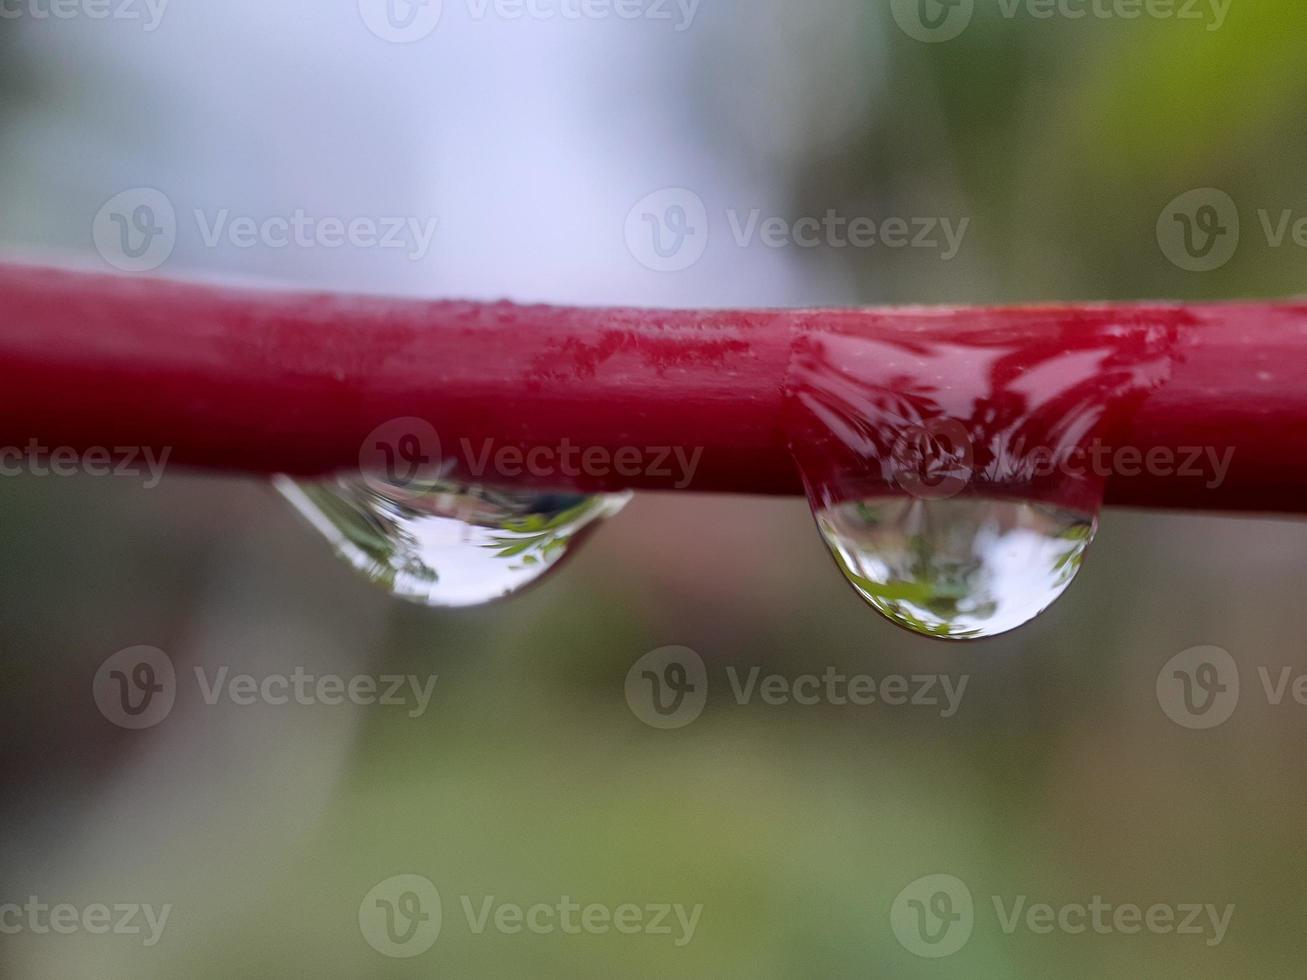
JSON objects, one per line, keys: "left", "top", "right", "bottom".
{"left": 275, "top": 475, "right": 631, "bottom": 608}
{"left": 784, "top": 308, "right": 1178, "bottom": 639}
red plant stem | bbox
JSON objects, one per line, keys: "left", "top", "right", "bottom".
{"left": 2, "top": 261, "right": 1306, "bottom": 515}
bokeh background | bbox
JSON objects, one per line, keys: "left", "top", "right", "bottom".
{"left": 4, "top": 2, "right": 1307, "bottom": 976}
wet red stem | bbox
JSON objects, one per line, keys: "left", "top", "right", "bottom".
{"left": 2, "top": 261, "right": 1306, "bottom": 515}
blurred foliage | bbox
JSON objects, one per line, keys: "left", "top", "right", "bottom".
{"left": 748, "top": 4, "right": 1307, "bottom": 304}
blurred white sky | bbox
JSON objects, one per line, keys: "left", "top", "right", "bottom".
{"left": 1, "top": 0, "right": 887, "bottom": 307}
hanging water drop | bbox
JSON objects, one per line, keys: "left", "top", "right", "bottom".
{"left": 275, "top": 475, "right": 630, "bottom": 608}
{"left": 782, "top": 309, "right": 1177, "bottom": 639}
{"left": 815, "top": 496, "right": 1097, "bottom": 640}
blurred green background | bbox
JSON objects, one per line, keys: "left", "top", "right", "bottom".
{"left": 4, "top": 2, "right": 1307, "bottom": 977}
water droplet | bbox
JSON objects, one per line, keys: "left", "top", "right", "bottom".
{"left": 815, "top": 496, "right": 1097, "bottom": 640}
{"left": 782, "top": 309, "right": 1177, "bottom": 639}
{"left": 275, "top": 475, "right": 630, "bottom": 608}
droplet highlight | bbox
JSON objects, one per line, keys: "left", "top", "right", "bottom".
{"left": 276, "top": 475, "right": 630, "bottom": 608}
{"left": 817, "top": 496, "right": 1096, "bottom": 640}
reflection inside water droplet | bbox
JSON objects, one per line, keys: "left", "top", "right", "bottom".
{"left": 275, "top": 475, "right": 630, "bottom": 608}
{"left": 816, "top": 496, "right": 1097, "bottom": 640}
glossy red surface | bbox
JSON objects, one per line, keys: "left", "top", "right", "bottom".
{"left": 2, "top": 261, "right": 1306, "bottom": 514}
{"left": 787, "top": 306, "right": 1179, "bottom": 514}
